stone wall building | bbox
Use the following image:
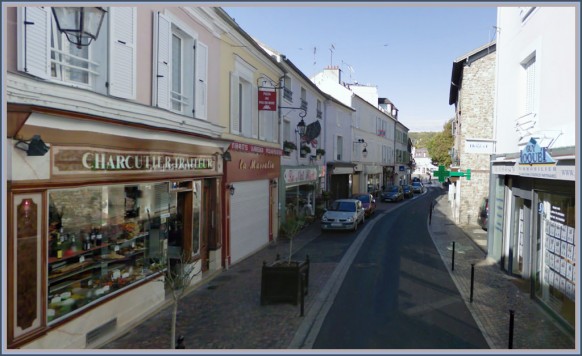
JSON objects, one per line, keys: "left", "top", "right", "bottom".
{"left": 448, "top": 41, "right": 496, "bottom": 226}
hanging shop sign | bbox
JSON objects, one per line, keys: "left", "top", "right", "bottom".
{"left": 519, "top": 138, "right": 555, "bottom": 165}
{"left": 52, "top": 147, "right": 216, "bottom": 175}
{"left": 258, "top": 88, "right": 277, "bottom": 111}
{"left": 284, "top": 167, "right": 318, "bottom": 184}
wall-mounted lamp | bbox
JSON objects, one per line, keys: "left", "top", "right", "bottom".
{"left": 354, "top": 138, "right": 368, "bottom": 159}
{"left": 226, "top": 184, "right": 235, "bottom": 196}
{"left": 14, "top": 135, "right": 50, "bottom": 156}
{"left": 270, "top": 179, "right": 278, "bottom": 188}
{"left": 222, "top": 151, "right": 232, "bottom": 162}
{"left": 51, "top": 7, "right": 107, "bottom": 49}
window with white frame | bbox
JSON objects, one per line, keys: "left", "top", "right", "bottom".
{"left": 316, "top": 99, "right": 322, "bottom": 118}
{"left": 17, "top": 7, "right": 137, "bottom": 99}
{"left": 523, "top": 55, "right": 537, "bottom": 116}
{"left": 283, "top": 119, "right": 291, "bottom": 143}
{"left": 154, "top": 11, "right": 208, "bottom": 119}
{"left": 300, "top": 87, "right": 307, "bottom": 110}
{"left": 335, "top": 135, "right": 343, "bottom": 161}
{"left": 229, "top": 56, "right": 257, "bottom": 138}
{"left": 283, "top": 75, "right": 293, "bottom": 101}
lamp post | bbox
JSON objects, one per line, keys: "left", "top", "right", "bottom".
{"left": 51, "top": 7, "right": 107, "bottom": 48}
{"left": 354, "top": 138, "right": 368, "bottom": 159}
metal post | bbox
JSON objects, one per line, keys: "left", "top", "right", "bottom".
{"left": 300, "top": 274, "right": 305, "bottom": 317}
{"left": 429, "top": 202, "right": 433, "bottom": 225}
{"left": 470, "top": 263, "right": 475, "bottom": 302}
{"left": 508, "top": 310, "right": 515, "bottom": 349}
{"left": 452, "top": 241, "right": 455, "bottom": 271}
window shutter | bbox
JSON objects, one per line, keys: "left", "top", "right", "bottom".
{"left": 230, "top": 72, "right": 240, "bottom": 134}
{"left": 154, "top": 12, "right": 171, "bottom": 109}
{"left": 194, "top": 41, "right": 208, "bottom": 120}
{"left": 109, "top": 7, "right": 136, "bottom": 99}
{"left": 333, "top": 135, "right": 338, "bottom": 161}
{"left": 17, "top": 7, "right": 50, "bottom": 79}
{"left": 252, "top": 84, "right": 259, "bottom": 138}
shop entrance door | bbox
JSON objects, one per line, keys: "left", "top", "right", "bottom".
{"left": 509, "top": 197, "right": 531, "bottom": 276}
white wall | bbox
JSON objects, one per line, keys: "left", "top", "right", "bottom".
{"left": 495, "top": 6, "right": 577, "bottom": 154}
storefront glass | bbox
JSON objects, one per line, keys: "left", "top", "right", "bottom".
{"left": 535, "top": 192, "right": 576, "bottom": 327}
{"left": 285, "top": 184, "right": 315, "bottom": 219}
{"left": 46, "top": 181, "right": 199, "bottom": 323}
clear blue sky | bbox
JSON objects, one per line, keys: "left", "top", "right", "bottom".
{"left": 224, "top": 3, "right": 498, "bottom": 132}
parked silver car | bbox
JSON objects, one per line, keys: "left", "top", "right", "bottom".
{"left": 320, "top": 199, "right": 365, "bottom": 232}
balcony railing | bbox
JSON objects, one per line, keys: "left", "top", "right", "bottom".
{"left": 300, "top": 99, "right": 308, "bottom": 110}
{"left": 283, "top": 88, "right": 293, "bottom": 101}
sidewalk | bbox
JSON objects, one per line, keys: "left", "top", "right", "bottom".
{"left": 101, "top": 189, "right": 576, "bottom": 351}
{"left": 429, "top": 193, "right": 576, "bottom": 350}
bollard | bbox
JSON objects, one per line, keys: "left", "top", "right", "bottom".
{"left": 452, "top": 241, "right": 456, "bottom": 271}
{"left": 176, "top": 335, "right": 185, "bottom": 349}
{"left": 508, "top": 310, "right": 515, "bottom": 349}
{"left": 470, "top": 263, "right": 475, "bottom": 302}
{"left": 429, "top": 202, "right": 433, "bottom": 225}
{"left": 300, "top": 274, "right": 305, "bottom": 317}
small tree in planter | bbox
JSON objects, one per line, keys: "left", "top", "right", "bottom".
{"left": 261, "top": 217, "right": 309, "bottom": 306}
{"left": 283, "top": 141, "right": 297, "bottom": 155}
{"left": 315, "top": 148, "right": 326, "bottom": 159}
{"left": 299, "top": 145, "right": 311, "bottom": 157}
{"left": 164, "top": 251, "right": 201, "bottom": 348}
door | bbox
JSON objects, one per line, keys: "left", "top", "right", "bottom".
{"left": 510, "top": 197, "right": 531, "bottom": 276}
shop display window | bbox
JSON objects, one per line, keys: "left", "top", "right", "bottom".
{"left": 47, "top": 182, "right": 175, "bottom": 323}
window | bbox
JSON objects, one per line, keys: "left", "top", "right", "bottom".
{"left": 523, "top": 56, "right": 537, "bottom": 116}
{"left": 300, "top": 87, "right": 307, "bottom": 110}
{"left": 335, "top": 135, "right": 343, "bottom": 161}
{"left": 283, "top": 76, "right": 293, "bottom": 101}
{"left": 17, "top": 7, "right": 137, "bottom": 99}
{"left": 283, "top": 119, "right": 291, "bottom": 143}
{"left": 229, "top": 57, "right": 257, "bottom": 138}
{"left": 154, "top": 12, "right": 208, "bottom": 119}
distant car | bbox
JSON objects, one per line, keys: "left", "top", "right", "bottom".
{"left": 402, "top": 185, "right": 414, "bottom": 198}
{"left": 411, "top": 181, "right": 424, "bottom": 194}
{"left": 381, "top": 185, "right": 404, "bottom": 202}
{"left": 321, "top": 199, "right": 365, "bottom": 232}
{"left": 412, "top": 177, "right": 421, "bottom": 183}
{"left": 478, "top": 197, "right": 489, "bottom": 230}
{"left": 351, "top": 193, "right": 377, "bottom": 217}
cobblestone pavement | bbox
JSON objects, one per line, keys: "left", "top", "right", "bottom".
{"left": 101, "top": 187, "right": 577, "bottom": 352}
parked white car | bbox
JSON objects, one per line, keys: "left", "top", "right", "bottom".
{"left": 320, "top": 199, "right": 365, "bottom": 232}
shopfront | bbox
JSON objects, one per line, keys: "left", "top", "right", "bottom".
{"left": 490, "top": 143, "right": 576, "bottom": 331}
{"left": 223, "top": 142, "right": 281, "bottom": 265}
{"left": 7, "top": 111, "right": 227, "bottom": 349}
{"left": 327, "top": 162, "right": 355, "bottom": 201}
{"left": 281, "top": 166, "right": 321, "bottom": 222}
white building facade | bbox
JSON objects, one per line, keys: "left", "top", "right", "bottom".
{"left": 488, "top": 6, "right": 577, "bottom": 332}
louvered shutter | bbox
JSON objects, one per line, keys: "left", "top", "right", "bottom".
{"left": 230, "top": 72, "right": 240, "bottom": 134}
{"left": 333, "top": 135, "right": 339, "bottom": 161}
{"left": 194, "top": 41, "right": 208, "bottom": 120}
{"left": 109, "top": 7, "right": 136, "bottom": 99}
{"left": 252, "top": 84, "right": 259, "bottom": 138}
{"left": 17, "top": 7, "right": 50, "bottom": 79}
{"left": 154, "top": 12, "right": 171, "bottom": 109}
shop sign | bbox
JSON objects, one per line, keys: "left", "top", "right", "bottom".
{"left": 258, "top": 88, "right": 277, "bottom": 111}
{"left": 464, "top": 139, "right": 494, "bottom": 154}
{"left": 492, "top": 163, "right": 575, "bottom": 181}
{"left": 229, "top": 142, "right": 282, "bottom": 156}
{"left": 52, "top": 147, "right": 215, "bottom": 175}
{"left": 284, "top": 168, "right": 318, "bottom": 184}
{"left": 519, "top": 138, "right": 555, "bottom": 165}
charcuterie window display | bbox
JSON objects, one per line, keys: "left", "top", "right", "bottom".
{"left": 47, "top": 182, "right": 175, "bottom": 323}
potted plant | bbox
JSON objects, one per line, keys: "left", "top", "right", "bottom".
{"left": 261, "top": 217, "right": 309, "bottom": 306}
{"left": 299, "top": 145, "right": 311, "bottom": 157}
{"left": 283, "top": 140, "right": 297, "bottom": 155}
{"left": 315, "top": 148, "right": 326, "bottom": 159}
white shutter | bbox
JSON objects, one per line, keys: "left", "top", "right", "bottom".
{"left": 333, "top": 135, "right": 338, "bottom": 161}
{"left": 230, "top": 72, "right": 240, "bottom": 134}
{"left": 194, "top": 41, "right": 208, "bottom": 120}
{"left": 154, "top": 12, "right": 171, "bottom": 109}
{"left": 109, "top": 7, "right": 136, "bottom": 99}
{"left": 17, "top": 7, "right": 50, "bottom": 79}
{"left": 252, "top": 84, "right": 259, "bottom": 138}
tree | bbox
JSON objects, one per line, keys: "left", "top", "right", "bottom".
{"left": 427, "top": 119, "right": 454, "bottom": 167}
{"left": 164, "top": 251, "right": 201, "bottom": 349}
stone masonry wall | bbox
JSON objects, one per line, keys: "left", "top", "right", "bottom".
{"left": 458, "top": 51, "right": 496, "bottom": 226}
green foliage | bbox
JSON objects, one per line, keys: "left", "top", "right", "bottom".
{"left": 427, "top": 119, "right": 454, "bottom": 167}
{"left": 409, "top": 132, "right": 438, "bottom": 148}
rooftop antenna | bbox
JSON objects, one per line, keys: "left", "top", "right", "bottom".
{"left": 342, "top": 60, "right": 354, "bottom": 82}
{"left": 329, "top": 43, "right": 335, "bottom": 66}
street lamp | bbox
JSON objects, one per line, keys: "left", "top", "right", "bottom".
{"left": 354, "top": 138, "right": 368, "bottom": 158}
{"left": 52, "top": 7, "right": 107, "bottom": 49}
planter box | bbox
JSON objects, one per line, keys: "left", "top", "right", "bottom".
{"left": 260, "top": 257, "right": 309, "bottom": 306}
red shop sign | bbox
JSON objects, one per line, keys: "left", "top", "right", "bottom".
{"left": 258, "top": 88, "right": 277, "bottom": 111}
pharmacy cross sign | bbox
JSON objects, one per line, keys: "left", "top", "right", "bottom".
{"left": 433, "top": 165, "right": 472, "bottom": 182}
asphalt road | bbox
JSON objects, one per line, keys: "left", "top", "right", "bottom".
{"left": 311, "top": 189, "right": 489, "bottom": 349}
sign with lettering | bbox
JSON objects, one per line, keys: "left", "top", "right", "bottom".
{"left": 520, "top": 138, "right": 555, "bottom": 165}
{"left": 464, "top": 139, "right": 494, "bottom": 154}
{"left": 229, "top": 142, "right": 282, "bottom": 156}
{"left": 492, "top": 163, "right": 575, "bottom": 181}
{"left": 52, "top": 147, "right": 216, "bottom": 175}
{"left": 284, "top": 167, "right": 318, "bottom": 184}
{"left": 258, "top": 88, "right": 277, "bottom": 111}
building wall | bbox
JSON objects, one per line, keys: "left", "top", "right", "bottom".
{"left": 457, "top": 50, "right": 496, "bottom": 225}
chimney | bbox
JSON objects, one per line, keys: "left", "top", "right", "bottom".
{"left": 324, "top": 65, "right": 342, "bottom": 84}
